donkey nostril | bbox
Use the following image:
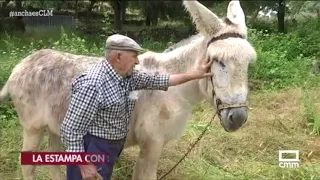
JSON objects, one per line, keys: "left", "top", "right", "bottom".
{"left": 228, "top": 114, "right": 234, "bottom": 123}
{"left": 228, "top": 108, "right": 248, "bottom": 125}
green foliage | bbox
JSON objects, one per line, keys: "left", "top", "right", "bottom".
{"left": 0, "top": 104, "right": 17, "bottom": 123}
{"left": 51, "top": 27, "right": 104, "bottom": 55}
{"left": 248, "top": 19, "right": 278, "bottom": 33}
{"left": 247, "top": 19, "right": 320, "bottom": 90}
{"left": 302, "top": 89, "right": 320, "bottom": 135}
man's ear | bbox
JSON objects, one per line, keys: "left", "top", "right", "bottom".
{"left": 116, "top": 51, "right": 122, "bottom": 63}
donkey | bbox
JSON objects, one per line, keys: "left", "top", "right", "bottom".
{"left": 0, "top": 0, "right": 256, "bottom": 179}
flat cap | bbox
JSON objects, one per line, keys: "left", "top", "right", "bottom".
{"left": 105, "top": 34, "right": 144, "bottom": 53}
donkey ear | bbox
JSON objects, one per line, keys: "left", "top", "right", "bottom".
{"left": 183, "top": 0, "right": 223, "bottom": 36}
{"left": 227, "top": 0, "right": 246, "bottom": 26}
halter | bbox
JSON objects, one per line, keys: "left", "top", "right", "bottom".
{"left": 206, "top": 32, "right": 249, "bottom": 119}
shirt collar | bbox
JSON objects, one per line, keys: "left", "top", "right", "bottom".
{"left": 102, "top": 60, "right": 123, "bottom": 83}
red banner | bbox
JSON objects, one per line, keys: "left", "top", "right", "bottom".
{"left": 20, "top": 152, "right": 109, "bottom": 165}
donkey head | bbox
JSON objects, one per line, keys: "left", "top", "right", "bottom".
{"left": 183, "top": 0, "right": 257, "bottom": 132}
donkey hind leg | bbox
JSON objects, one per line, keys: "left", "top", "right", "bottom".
{"left": 20, "top": 128, "right": 44, "bottom": 180}
{"left": 131, "top": 138, "right": 164, "bottom": 180}
{"left": 48, "top": 132, "right": 64, "bottom": 180}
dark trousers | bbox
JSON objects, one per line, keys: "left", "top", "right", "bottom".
{"left": 66, "top": 134, "right": 125, "bottom": 180}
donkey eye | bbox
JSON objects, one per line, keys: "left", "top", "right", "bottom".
{"left": 212, "top": 58, "right": 225, "bottom": 68}
{"left": 217, "top": 60, "right": 225, "bottom": 68}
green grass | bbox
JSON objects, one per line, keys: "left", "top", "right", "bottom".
{"left": 1, "top": 88, "right": 320, "bottom": 180}
{"left": 0, "top": 19, "right": 320, "bottom": 179}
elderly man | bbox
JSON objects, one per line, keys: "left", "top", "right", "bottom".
{"left": 60, "top": 34, "right": 213, "bottom": 180}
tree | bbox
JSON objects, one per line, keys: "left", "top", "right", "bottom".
{"left": 108, "top": 0, "right": 128, "bottom": 30}
{"left": 88, "top": 0, "right": 97, "bottom": 12}
{"left": 277, "top": 0, "right": 285, "bottom": 33}
{"left": 252, "top": 0, "right": 287, "bottom": 33}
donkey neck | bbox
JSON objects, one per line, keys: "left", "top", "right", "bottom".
{"left": 161, "top": 36, "right": 208, "bottom": 106}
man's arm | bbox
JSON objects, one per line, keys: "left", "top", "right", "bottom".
{"left": 131, "top": 70, "right": 213, "bottom": 91}
{"left": 60, "top": 83, "right": 99, "bottom": 152}
{"left": 131, "top": 70, "right": 170, "bottom": 91}
{"left": 131, "top": 55, "right": 214, "bottom": 91}
{"left": 168, "top": 73, "right": 203, "bottom": 86}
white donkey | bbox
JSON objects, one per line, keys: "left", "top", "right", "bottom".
{"left": 0, "top": 0, "right": 256, "bottom": 179}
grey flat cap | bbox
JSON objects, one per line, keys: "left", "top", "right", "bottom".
{"left": 105, "top": 34, "right": 144, "bottom": 53}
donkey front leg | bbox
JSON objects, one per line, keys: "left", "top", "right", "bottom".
{"left": 131, "top": 138, "right": 164, "bottom": 180}
{"left": 21, "top": 128, "right": 44, "bottom": 180}
{"left": 48, "top": 132, "right": 65, "bottom": 180}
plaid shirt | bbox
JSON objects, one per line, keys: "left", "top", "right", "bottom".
{"left": 60, "top": 60, "right": 169, "bottom": 152}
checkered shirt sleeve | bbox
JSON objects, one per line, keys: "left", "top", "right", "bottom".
{"left": 60, "top": 82, "right": 99, "bottom": 152}
{"left": 131, "top": 70, "right": 170, "bottom": 91}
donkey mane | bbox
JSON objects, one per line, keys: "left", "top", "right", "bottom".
{"left": 139, "top": 34, "right": 206, "bottom": 74}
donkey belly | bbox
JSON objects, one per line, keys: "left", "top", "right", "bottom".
{"left": 162, "top": 112, "right": 192, "bottom": 142}
{"left": 132, "top": 100, "right": 193, "bottom": 145}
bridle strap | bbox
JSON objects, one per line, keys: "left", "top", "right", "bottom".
{"left": 206, "top": 32, "right": 248, "bottom": 116}
{"left": 218, "top": 102, "right": 249, "bottom": 110}
{"left": 207, "top": 33, "right": 245, "bottom": 47}
{"left": 210, "top": 76, "right": 249, "bottom": 117}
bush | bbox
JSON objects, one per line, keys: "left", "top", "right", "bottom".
{"left": 247, "top": 19, "right": 320, "bottom": 90}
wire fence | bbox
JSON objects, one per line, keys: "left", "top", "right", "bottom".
{"left": 23, "top": 15, "right": 74, "bottom": 27}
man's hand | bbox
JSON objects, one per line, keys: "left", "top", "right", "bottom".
{"left": 191, "top": 57, "right": 214, "bottom": 79}
{"left": 79, "top": 164, "right": 103, "bottom": 180}
{"left": 168, "top": 58, "right": 214, "bottom": 86}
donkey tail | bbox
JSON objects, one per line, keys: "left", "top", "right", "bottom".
{"left": 0, "top": 82, "right": 10, "bottom": 102}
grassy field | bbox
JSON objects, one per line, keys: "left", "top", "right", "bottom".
{"left": 0, "top": 20, "right": 320, "bottom": 179}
